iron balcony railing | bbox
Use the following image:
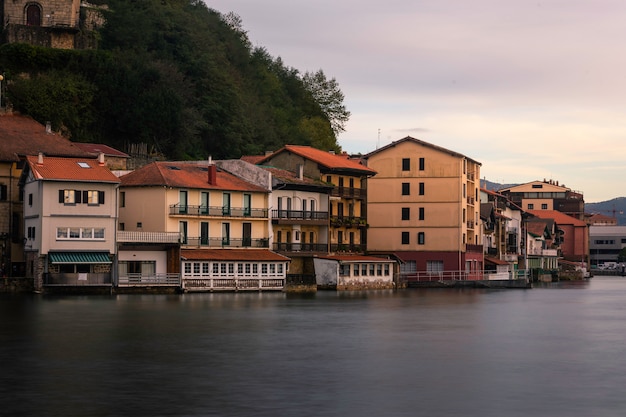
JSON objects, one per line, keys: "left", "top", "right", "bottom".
{"left": 183, "top": 237, "right": 269, "bottom": 248}
{"left": 330, "top": 216, "right": 368, "bottom": 228}
{"left": 273, "top": 243, "right": 328, "bottom": 253}
{"left": 330, "top": 243, "right": 365, "bottom": 253}
{"left": 271, "top": 210, "right": 329, "bottom": 220}
{"left": 170, "top": 204, "right": 268, "bottom": 218}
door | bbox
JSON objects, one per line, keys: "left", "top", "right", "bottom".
{"left": 222, "top": 193, "right": 231, "bottom": 216}
{"left": 242, "top": 223, "right": 252, "bottom": 247}
{"left": 179, "top": 190, "right": 188, "bottom": 214}
{"left": 200, "top": 192, "right": 209, "bottom": 215}
{"left": 200, "top": 222, "right": 209, "bottom": 245}
{"left": 243, "top": 194, "right": 251, "bottom": 217}
{"left": 222, "top": 223, "right": 230, "bottom": 246}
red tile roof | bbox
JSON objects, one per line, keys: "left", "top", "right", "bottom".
{"left": 181, "top": 249, "right": 290, "bottom": 262}
{"left": 25, "top": 155, "right": 120, "bottom": 183}
{"left": 263, "top": 166, "right": 331, "bottom": 188}
{"left": 259, "top": 145, "right": 376, "bottom": 175}
{"left": 74, "top": 143, "right": 129, "bottom": 158}
{"left": 528, "top": 210, "right": 587, "bottom": 227}
{"left": 120, "top": 161, "right": 269, "bottom": 192}
{"left": 364, "top": 136, "right": 482, "bottom": 166}
{"left": 485, "top": 257, "right": 510, "bottom": 265}
{"left": 241, "top": 155, "right": 267, "bottom": 164}
{"left": 0, "top": 114, "right": 91, "bottom": 161}
{"left": 526, "top": 220, "right": 551, "bottom": 237}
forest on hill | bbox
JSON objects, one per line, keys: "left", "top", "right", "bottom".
{"left": 0, "top": 0, "right": 347, "bottom": 160}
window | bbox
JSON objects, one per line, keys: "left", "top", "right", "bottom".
{"left": 200, "top": 192, "right": 209, "bottom": 214}
{"left": 87, "top": 190, "right": 100, "bottom": 205}
{"left": 419, "top": 207, "right": 425, "bottom": 220}
{"left": 528, "top": 204, "right": 534, "bottom": 209}
{"left": 418, "top": 232, "right": 425, "bottom": 245}
{"left": 402, "top": 158, "right": 410, "bottom": 171}
{"left": 180, "top": 221, "right": 188, "bottom": 244}
{"left": 402, "top": 207, "right": 410, "bottom": 220}
{"left": 402, "top": 183, "right": 410, "bottom": 195}
{"left": 427, "top": 260, "right": 444, "bottom": 272}
{"left": 354, "top": 264, "right": 360, "bottom": 276}
{"left": 28, "top": 193, "right": 33, "bottom": 206}
{"left": 120, "top": 191, "right": 125, "bottom": 208}
{"left": 0, "top": 184, "right": 7, "bottom": 201}
{"left": 179, "top": 190, "right": 188, "bottom": 214}
{"left": 419, "top": 182, "right": 425, "bottom": 196}
{"left": 137, "top": 222, "right": 143, "bottom": 229}
{"left": 340, "top": 264, "right": 350, "bottom": 276}
{"left": 326, "top": 175, "right": 332, "bottom": 184}
{"left": 384, "top": 264, "right": 390, "bottom": 276}
{"left": 59, "top": 189, "right": 76, "bottom": 204}
{"left": 541, "top": 204, "right": 548, "bottom": 209}
{"left": 402, "top": 231, "right": 409, "bottom": 245}
{"left": 377, "top": 264, "right": 383, "bottom": 276}
{"left": 56, "top": 227, "right": 105, "bottom": 240}
{"left": 361, "top": 264, "right": 368, "bottom": 276}
{"left": 419, "top": 157, "right": 425, "bottom": 171}
{"left": 27, "top": 226, "right": 35, "bottom": 239}
{"left": 243, "top": 194, "right": 252, "bottom": 216}
{"left": 369, "top": 264, "right": 375, "bottom": 276}
{"left": 119, "top": 223, "right": 125, "bottom": 231}
{"left": 26, "top": 4, "right": 42, "bottom": 26}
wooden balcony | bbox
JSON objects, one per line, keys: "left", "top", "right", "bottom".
{"left": 169, "top": 204, "right": 268, "bottom": 218}
{"left": 330, "top": 187, "right": 366, "bottom": 200}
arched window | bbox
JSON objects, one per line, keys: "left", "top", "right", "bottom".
{"left": 26, "top": 4, "right": 42, "bottom": 26}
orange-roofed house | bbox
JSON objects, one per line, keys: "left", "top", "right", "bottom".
{"left": 0, "top": 114, "right": 91, "bottom": 277}
{"left": 20, "top": 153, "right": 120, "bottom": 291}
{"left": 362, "top": 137, "right": 483, "bottom": 282}
{"left": 119, "top": 160, "right": 289, "bottom": 291}
{"left": 256, "top": 145, "right": 376, "bottom": 254}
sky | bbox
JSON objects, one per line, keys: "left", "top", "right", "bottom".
{"left": 206, "top": 0, "right": 626, "bottom": 203}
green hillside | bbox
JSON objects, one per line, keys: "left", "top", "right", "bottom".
{"left": 0, "top": 0, "right": 346, "bottom": 160}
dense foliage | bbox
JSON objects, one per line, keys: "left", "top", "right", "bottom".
{"left": 0, "top": 0, "right": 345, "bottom": 159}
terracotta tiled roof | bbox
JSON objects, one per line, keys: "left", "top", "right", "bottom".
{"left": 181, "top": 249, "right": 290, "bottom": 262}
{"left": 485, "top": 257, "right": 510, "bottom": 265}
{"left": 258, "top": 145, "right": 376, "bottom": 175}
{"left": 0, "top": 114, "right": 90, "bottom": 161}
{"left": 74, "top": 143, "right": 129, "bottom": 158}
{"left": 528, "top": 210, "right": 587, "bottom": 227}
{"left": 319, "top": 254, "right": 394, "bottom": 262}
{"left": 526, "top": 221, "right": 550, "bottom": 237}
{"left": 241, "top": 155, "right": 266, "bottom": 164}
{"left": 120, "top": 161, "right": 269, "bottom": 192}
{"left": 25, "top": 155, "right": 120, "bottom": 183}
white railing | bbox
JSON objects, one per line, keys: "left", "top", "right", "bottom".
{"left": 117, "top": 231, "right": 180, "bottom": 243}
{"left": 403, "top": 269, "right": 529, "bottom": 282}
{"left": 117, "top": 273, "right": 181, "bottom": 287}
{"left": 182, "top": 278, "right": 285, "bottom": 292}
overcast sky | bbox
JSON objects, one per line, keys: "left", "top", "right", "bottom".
{"left": 207, "top": 0, "right": 626, "bottom": 203}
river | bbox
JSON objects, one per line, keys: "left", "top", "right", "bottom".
{"left": 2, "top": 276, "right": 626, "bottom": 417}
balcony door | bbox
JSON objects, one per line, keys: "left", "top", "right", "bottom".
{"left": 179, "top": 190, "right": 188, "bottom": 214}
{"left": 243, "top": 194, "right": 251, "bottom": 217}
{"left": 222, "top": 193, "right": 231, "bottom": 216}
{"left": 200, "top": 192, "right": 209, "bottom": 215}
{"left": 222, "top": 223, "right": 230, "bottom": 246}
{"left": 200, "top": 222, "right": 209, "bottom": 245}
{"left": 242, "top": 223, "right": 252, "bottom": 247}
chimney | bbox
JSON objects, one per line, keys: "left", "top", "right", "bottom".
{"left": 98, "top": 152, "right": 105, "bottom": 166}
{"left": 208, "top": 156, "right": 217, "bottom": 185}
{"left": 45, "top": 121, "right": 52, "bottom": 134}
{"left": 37, "top": 152, "right": 44, "bottom": 165}
{"left": 297, "top": 164, "right": 303, "bottom": 180}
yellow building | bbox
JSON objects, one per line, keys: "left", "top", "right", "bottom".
{"left": 363, "top": 137, "right": 483, "bottom": 279}
{"left": 119, "top": 160, "right": 289, "bottom": 291}
{"left": 257, "top": 145, "right": 376, "bottom": 253}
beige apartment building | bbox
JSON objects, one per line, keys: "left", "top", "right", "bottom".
{"left": 498, "top": 180, "right": 585, "bottom": 220}
{"left": 363, "top": 137, "right": 483, "bottom": 279}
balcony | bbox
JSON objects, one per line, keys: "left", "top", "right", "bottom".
{"left": 183, "top": 237, "right": 269, "bottom": 248}
{"left": 330, "top": 243, "right": 365, "bottom": 253}
{"left": 169, "top": 204, "right": 268, "bottom": 218}
{"left": 117, "top": 231, "right": 180, "bottom": 244}
{"left": 271, "top": 210, "right": 329, "bottom": 225}
{"left": 466, "top": 220, "right": 475, "bottom": 229}
{"left": 466, "top": 196, "right": 475, "bottom": 205}
{"left": 330, "top": 187, "right": 366, "bottom": 199}
{"left": 330, "top": 216, "right": 368, "bottom": 228}
{"left": 528, "top": 248, "right": 559, "bottom": 256}
{"left": 273, "top": 243, "right": 328, "bottom": 253}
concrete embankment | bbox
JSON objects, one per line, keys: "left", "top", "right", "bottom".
{"left": 408, "top": 279, "right": 531, "bottom": 289}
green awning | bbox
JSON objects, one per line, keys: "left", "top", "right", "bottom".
{"left": 48, "top": 252, "right": 112, "bottom": 264}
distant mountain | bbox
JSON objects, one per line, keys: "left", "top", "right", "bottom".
{"left": 586, "top": 198, "right": 626, "bottom": 226}
{"left": 481, "top": 180, "right": 518, "bottom": 192}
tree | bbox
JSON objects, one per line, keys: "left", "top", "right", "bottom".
{"left": 302, "top": 69, "right": 351, "bottom": 136}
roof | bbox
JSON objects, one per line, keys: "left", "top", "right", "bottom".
{"left": 526, "top": 220, "right": 551, "bottom": 238}
{"left": 181, "top": 249, "right": 290, "bottom": 262}
{"left": 120, "top": 161, "right": 269, "bottom": 192}
{"left": 25, "top": 155, "right": 120, "bottom": 183}
{"left": 262, "top": 166, "right": 332, "bottom": 190}
{"left": 485, "top": 257, "right": 510, "bottom": 266}
{"left": 528, "top": 210, "right": 587, "bottom": 227}
{"left": 363, "top": 136, "right": 481, "bottom": 166}
{"left": 258, "top": 145, "right": 376, "bottom": 175}
{"left": 0, "top": 114, "right": 91, "bottom": 161}
{"left": 499, "top": 180, "right": 570, "bottom": 193}
{"left": 318, "top": 254, "right": 395, "bottom": 263}
{"left": 74, "top": 143, "right": 130, "bottom": 158}
{"left": 241, "top": 155, "right": 267, "bottom": 165}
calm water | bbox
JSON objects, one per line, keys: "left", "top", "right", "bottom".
{"left": 2, "top": 277, "right": 626, "bottom": 417}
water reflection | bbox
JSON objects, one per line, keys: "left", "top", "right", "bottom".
{"left": 2, "top": 278, "right": 626, "bottom": 416}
